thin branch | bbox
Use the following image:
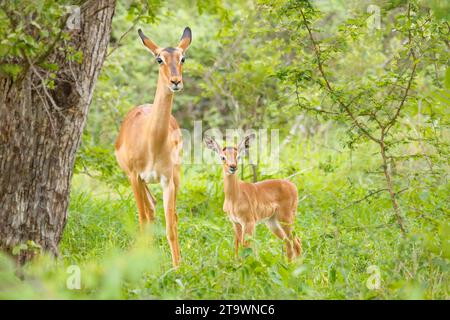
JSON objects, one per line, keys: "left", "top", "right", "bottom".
{"left": 106, "top": 14, "right": 142, "bottom": 58}
{"left": 332, "top": 187, "right": 408, "bottom": 216}
{"left": 383, "top": 3, "right": 418, "bottom": 135}
{"left": 294, "top": 80, "right": 339, "bottom": 115}
{"left": 285, "top": 166, "right": 314, "bottom": 180}
{"left": 332, "top": 188, "right": 388, "bottom": 215}
{"left": 384, "top": 62, "right": 417, "bottom": 134}
{"left": 31, "top": 82, "right": 57, "bottom": 136}
{"left": 299, "top": 8, "right": 380, "bottom": 144}
{"left": 26, "top": 57, "right": 62, "bottom": 111}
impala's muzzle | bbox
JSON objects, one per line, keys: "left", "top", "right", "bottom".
{"left": 169, "top": 80, "right": 183, "bottom": 92}
{"left": 171, "top": 86, "right": 182, "bottom": 92}
{"left": 228, "top": 165, "right": 237, "bottom": 174}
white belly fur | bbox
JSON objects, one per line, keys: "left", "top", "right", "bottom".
{"left": 140, "top": 170, "right": 159, "bottom": 184}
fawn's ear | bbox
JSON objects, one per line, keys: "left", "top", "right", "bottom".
{"left": 178, "top": 27, "right": 192, "bottom": 52}
{"left": 237, "top": 133, "right": 256, "bottom": 157}
{"left": 138, "top": 29, "right": 160, "bottom": 56}
{"left": 204, "top": 135, "right": 222, "bottom": 154}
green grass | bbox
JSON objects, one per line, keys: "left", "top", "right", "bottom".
{"left": 1, "top": 135, "right": 448, "bottom": 299}
{"left": 57, "top": 137, "right": 449, "bottom": 299}
{"left": 58, "top": 189, "right": 447, "bottom": 299}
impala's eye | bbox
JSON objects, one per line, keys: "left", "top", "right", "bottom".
{"left": 220, "top": 155, "right": 226, "bottom": 161}
{"left": 156, "top": 57, "right": 163, "bottom": 64}
{"left": 181, "top": 56, "right": 186, "bottom": 64}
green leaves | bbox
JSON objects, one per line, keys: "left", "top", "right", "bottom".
{"left": 444, "top": 67, "right": 450, "bottom": 89}
{"left": 0, "top": 1, "right": 73, "bottom": 80}
{"left": 0, "top": 63, "right": 22, "bottom": 79}
{"left": 127, "top": 0, "right": 161, "bottom": 24}
{"left": 11, "top": 240, "right": 42, "bottom": 256}
{"left": 11, "top": 0, "right": 441, "bottom": 300}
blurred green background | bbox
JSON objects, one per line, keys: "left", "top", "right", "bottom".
{"left": 0, "top": 0, "right": 448, "bottom": 299}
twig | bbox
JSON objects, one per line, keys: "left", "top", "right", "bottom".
{"left": 31, "top": 82, "right": 57, "bottom": 136}
{"left": 383, "top": 62, "right": 418, "bottom": 134}
{"left": 285, "top": 167, "right": 313, "bottom": 180}
{"left": 294, "top": 80, "right": 339, "bottom": 115}
{"left": 27, "top": 60, "right": 62, "bottom": 111}
{"left": 332, "top": 188, "right": 388, "bottom": 215}
{"left": 383, "top": 3, "right": 418, "bottom": 135}
{"left": 332, "top": 187, "right": 408, "bottom": 216}
{"left": 299, "top": 8, "right": 380, "bottom": 144}
{"left": 106, "top": 14, "right": 142, "bottom": 58}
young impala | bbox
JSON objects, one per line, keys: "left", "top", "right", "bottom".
{"left": 204, "top": 134, "right": 302, "bottom": 260}
{"left": 115, "top": 27, "right": 192, "bottom": 267}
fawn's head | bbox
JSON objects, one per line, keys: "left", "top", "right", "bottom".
{"left": 138, "top": 27, "right": 192, "bottom": 92}
{"left": 204, "top": 134, "right": 256, "bottom": 175}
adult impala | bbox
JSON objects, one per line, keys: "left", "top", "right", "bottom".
{"left": 204, "top": 134, "right": 302, "bottom": 260}
{"left": 115, "top": 27, "right": 192, "bottom": 267}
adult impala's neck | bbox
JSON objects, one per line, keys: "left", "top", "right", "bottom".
{"left": 223, "top": 171, "right": 240, "bottom": 202}
{"left": 146, "top": 71, "right": 174, "bottom": 143}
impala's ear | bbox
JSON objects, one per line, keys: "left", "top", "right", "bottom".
{"left": 138, "top": 29, "right": 160, "bottom": 56}
{"left": 204, "top": 135, "right": 222, "bottom": 154}
{"left": 178, "top": 27, "right": 192, "bottom": 52}
{"left": 237, "top": 133, "right": 256, "bottom": 157}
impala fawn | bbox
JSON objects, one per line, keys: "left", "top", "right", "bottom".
{"left": 204, "top": 134, "right": 302, "bottom": 260}
{"left": 115, "top": 27, "right": 192, "bottom": 267}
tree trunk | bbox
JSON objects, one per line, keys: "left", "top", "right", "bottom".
{"left": 0, "top": 0, "right": 116, "bottom": 264}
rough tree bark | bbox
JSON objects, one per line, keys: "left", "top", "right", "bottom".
{"left": 0, "top": 0, "right": 116, "bottom": 264}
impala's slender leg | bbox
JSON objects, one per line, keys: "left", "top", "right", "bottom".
{"left": 280, "top": 223, "right": 295, "bottom": 261}
{"left": 162, "top": 177, "right": 180, "bottom": 267}
{"left": 242, "top": 222, "right": 255, "bottom": 248}
{"left": 172, "top": 165, "right": 181, "bottom": 260}
{"left": 129, "top": 174, "right": 149, "bottom": 231}
{"left": 280, "top": 219, "right": 303, "bottom": 260}
{"left": 233, "top": 223, "right": 243, "bottom": 257}
{"left": 293, "top": 236, "right": 302, "bottom": 257}
{"left": 279, "top": 210, "right": 301, "bottom": 258}
{"left": 283, "top": 210, "right": 302, "bottom": 258}
{"left": 173, "top": 165, "right": 181, "bottom": 224}
{"left": 140, "top": 179, "right": 155, "bottom": 223}
{"left": 266, "top": 217, "right": 296, "bottom": 260}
